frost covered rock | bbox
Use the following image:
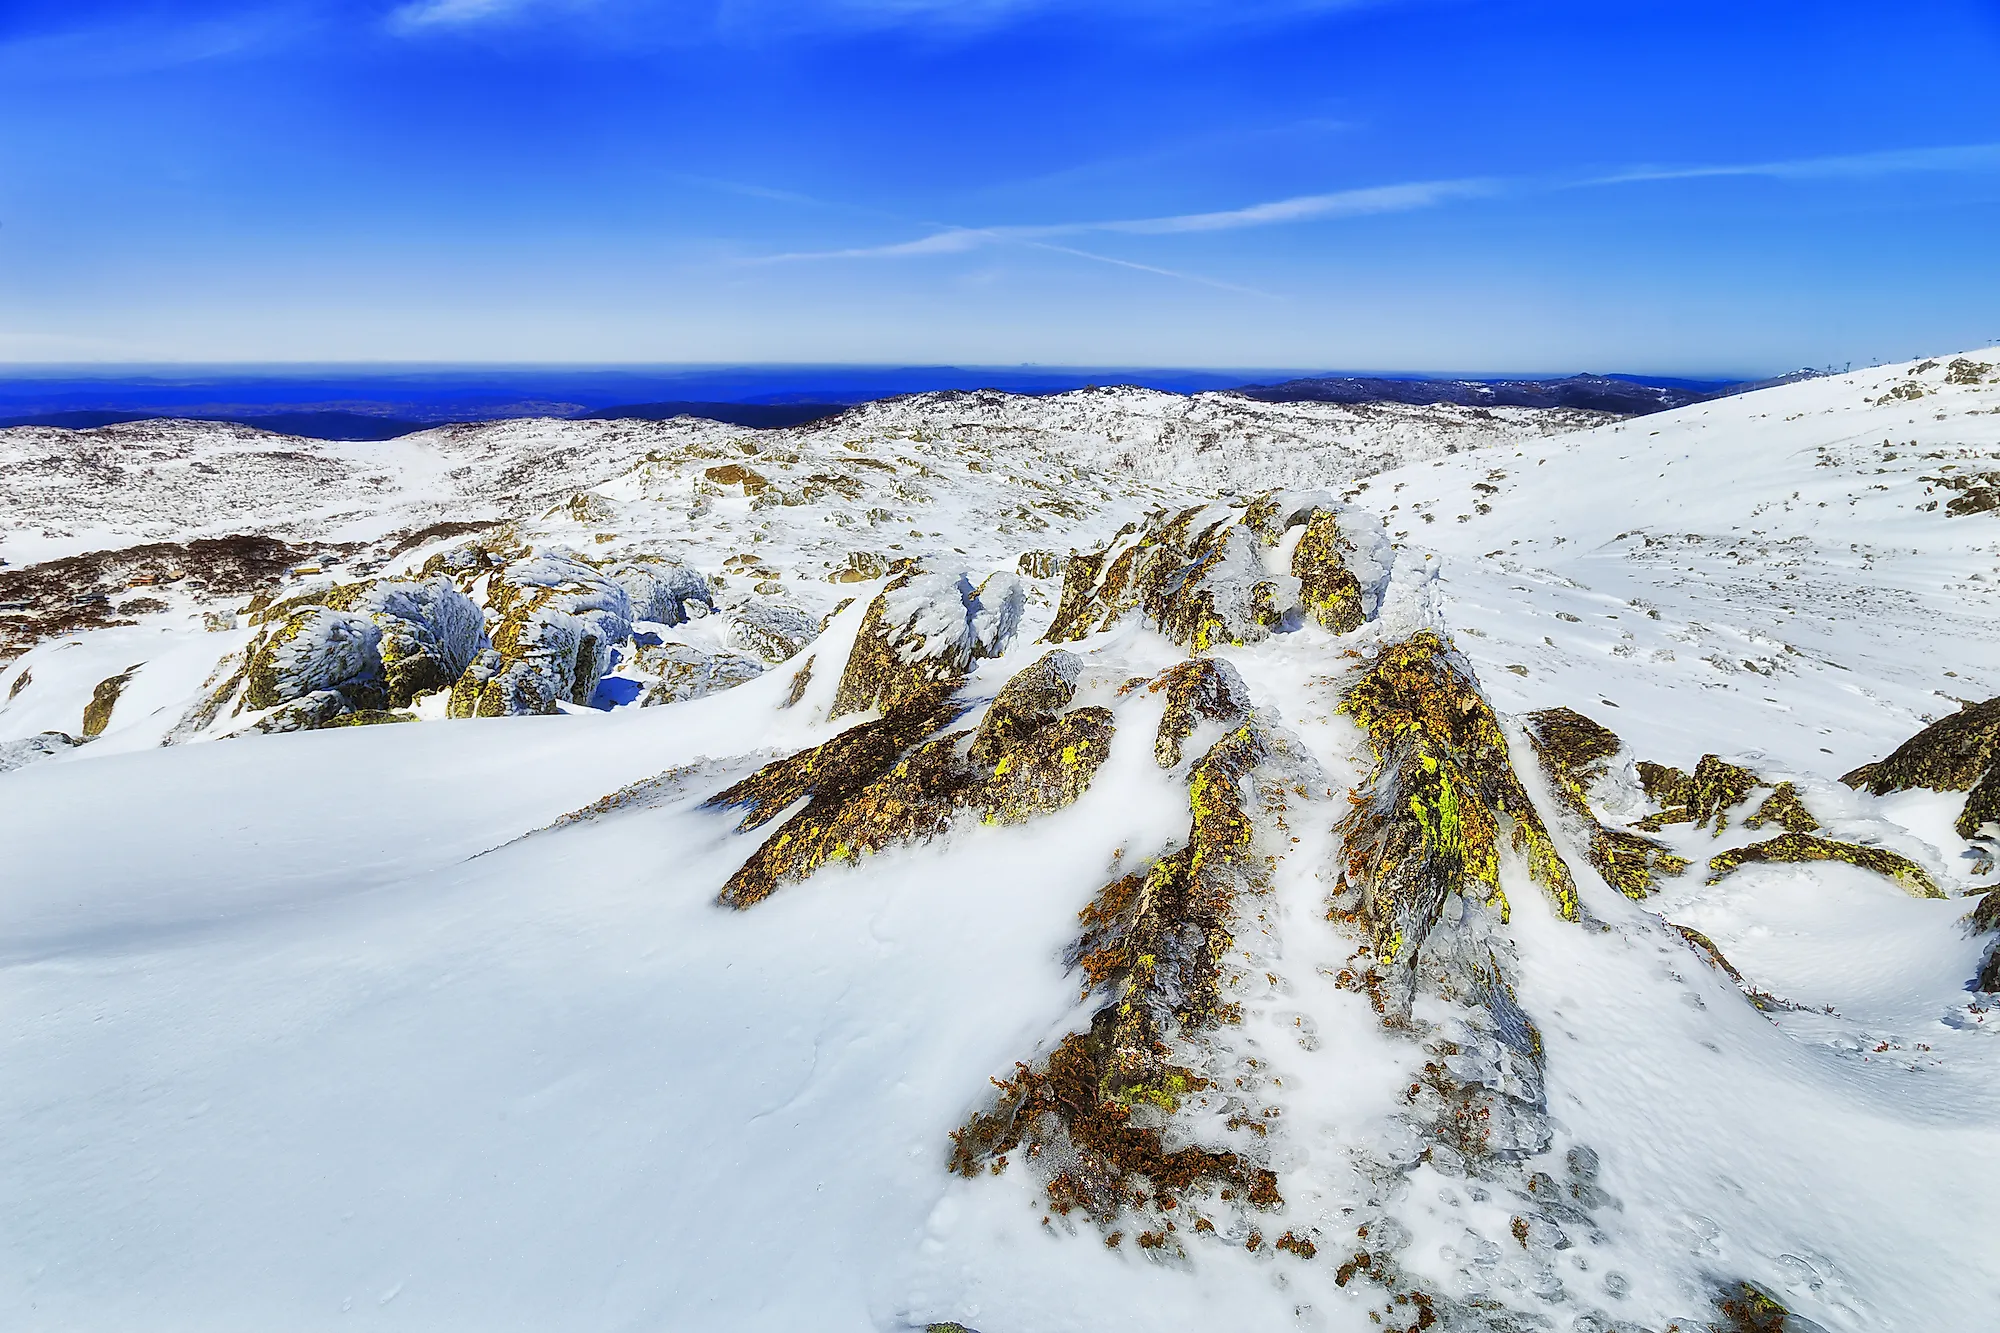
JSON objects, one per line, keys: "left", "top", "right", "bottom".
{"left": 723, "top": 601, "right": 818, "bottom": 664}
{"left": 241, "top": 577, "right": 487, "bottom": 721}
{"left": 244, "top": 608, "right": 386, "bottom": 713}
{"left": 449, "top": 551, "right": 631, "bottom": 718}
{"left": 613, "top": 558, "right": 713, "bottom": 627}
{"left": 829, "top": 567, "right": 1024, "bottom": 720}
{"left": 630, "top": 640, "right": 766, "bottom": 705}
{"left": 358, "top": 580, "right": 488, "bottom": 706}
{"left": 0, "top": 730, "right": 80, "bottom": 773}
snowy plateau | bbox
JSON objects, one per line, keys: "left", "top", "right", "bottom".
{"left": 2, "top": 362, "right": 1998, "bottom": 1333}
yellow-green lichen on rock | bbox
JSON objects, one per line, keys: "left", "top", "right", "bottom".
{"left": 1043, "top": 491, "right": 1371, "bottom": 651}
{"left": 949, "top": 717, "right": 1306, "bottom": 1235}
{"left": 1705, "top": 832, "right": 1943, "bottom": 898}
{"left": 1522, "top": 707, "right": 1688, "bottom": 899}
{"left": 1842, "top": 695, "right": 2000, "bottom": 839}
{"left": 1635, "top": 754, "right": 1762, "bottom": 832}
{"left": 80, "top": 663, "right": 142, "bottom": 738}
{"left": 827, "top": 566, "right": 1024, "bottom": 721}
{"left": 1287, "top": 507, "right": 1367, "bottom": 633}
{"left": 1339, "top": 632, "right": 1579, "bottom": 972}
{"left": 708, "top": 650, "right": 1106, "bottom": 909}
{"left": 1149, "top": 656, "right": 1252, "bottom": 769}
{"left": 1743, "top": 782, "right": 1821, "bottom": 833}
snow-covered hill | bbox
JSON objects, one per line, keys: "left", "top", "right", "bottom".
{"left": 1, "top": 356, "right": 1996, "bottom": 1333}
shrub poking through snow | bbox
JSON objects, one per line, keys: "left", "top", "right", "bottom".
{"left": 1842, "top": 696, "right": 2000, "bottom": 839}
{"left": 1337, "top": 630, "right": 1579, "bottom": 979}
{"left": 707, "top": 651, "right": 1110, "bottom": 909}
{"left": 1522, "top": 706, "right": 1689, "bottom": 898}
{"left": 1705, "top": 832, "right": 1942, "bottom": 898}
{"left": 828, "top": 567, "right": 1023, "bottom": 720}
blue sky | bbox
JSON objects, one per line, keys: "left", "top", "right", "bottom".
{"left": 2, "top": 1, "right": 1997, "bottom": 374}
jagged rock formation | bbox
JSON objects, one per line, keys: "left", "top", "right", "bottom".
{"left": 707, "top": 649, "right": 1108, "bottom": 909}
{"left": 1337, "top": 631, "right": 1579, "bottom": 989}
{"left": 1524, "top": 706, "right": 1690, "bottom": 898}
{"left": 1043, "top": 491, "right": 1386, "bottom": 650}
{"left": 950, "top": 700, "right": 1321, "bottom": 1246}
{"left": 1636, "top": 754, "right": 1764, "bottom": 833}
{"left": 1842, "top": 696, "right": 2000, "bottom": 839}
{"left": 828, "top": 567, "right": 1023, "bottom": 720}
{"left": 81, "top": 664, "right": 141, "bottom": 738}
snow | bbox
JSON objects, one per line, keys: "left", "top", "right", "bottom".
{"left": 2, "top": 354, "right": 1998, "bottom": 1331}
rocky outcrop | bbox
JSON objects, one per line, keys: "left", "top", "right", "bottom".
{"left": 1043, "top": 491, "right": 1386, "bottom": 650}
{"left": 827, "top": 567, "right": 1024, "bottom": 720}
{"left": 1149, "top": 657, "right": 1252, "bottom": 769}
{"left": 1705, "top": 832, "right": 1943, "bottom": 898}
{"left": 1523, "top": 706, "right": 1689, "bottom": 899}
{"left": 448, "top": 551, "right": 628, "bottom": 718}
{"left": 630, "top": 641, "right": 766, "bottom": 706}
{"left": 708, "top": 650, "right": 1109, "bottom": 909}
{"left": 724, "top": 602, "right": 817, "bottom": 664}
{"left": 1337, "top": 631, "right": 1579, "bottom": 993}
{"left": 243, "top": 577, "right": 487, "bottom": 720}
{"left": 81, "top": 664, "right": 142, "bottom": 738}
{"left": 0, "top": 731, "right": 80, "bottom": 773}
{"left": 1636, "top": 754, "right": 1762, "bottom": 833}
{"left": 612, "top": 557, "right": 712, "bottom": 627}
{"left": 1843, "top": 696, "right": 2000, "bottom": 838}
{"left": 950, "top": 708, "right": 1319, "bottom": 1240}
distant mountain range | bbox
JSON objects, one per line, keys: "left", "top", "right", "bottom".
{"left": 0, "top": 367, "right": 1821, "bottom": 441}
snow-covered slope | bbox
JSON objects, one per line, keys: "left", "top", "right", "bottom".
{"left": 2, "top": 356, "right": 1997, "bottom": 1333}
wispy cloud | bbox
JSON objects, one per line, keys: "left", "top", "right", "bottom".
{"left": 759, "top": 177, "right": 1487, "bottom": 263}
{"left": 1095, "top": 179, "right": 1495, "bottom": 233}
{"left": 750, "top": 138, "right": 2000, "bottom": 295}
{"left": 0, "top": 7, "right": 297, "bottom": 80}
{"left": 1589, "top": 141, "right": 2000, "bottom": 186}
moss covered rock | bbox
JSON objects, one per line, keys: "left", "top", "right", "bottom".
{"left": 1706, "top": 832, "right": 1943, "bottom": 898}
{"left": 1636, "top": 754, "right": 1762, "bottom": 833}
{"left": 1339, "top": 631, "right": 1579, "bottom": 977}
{"left": 709, "top": 652, "right": 1108, "bottom": 909}
{"left": 1842, "top": 696, "right": 2000, "bottom": 838}
{"left": 1523, "top": 706, "right": 1689, "bottom": 899}
{"left": 80, "top": 664, "right": 142, "bottom": 738}
{"left": 828, "top": 567, "right": 1023, "bottom": 720}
